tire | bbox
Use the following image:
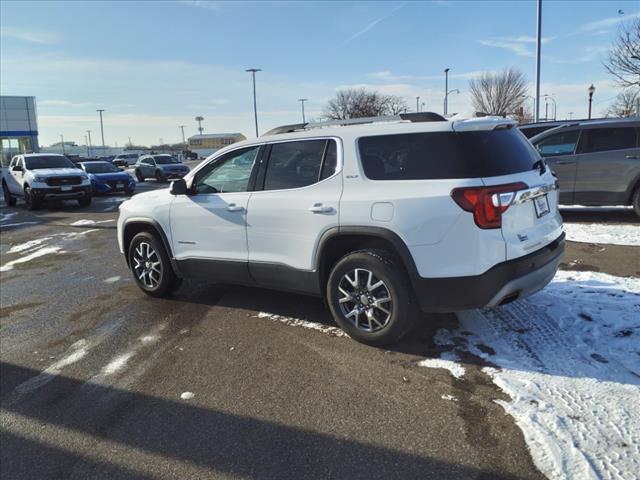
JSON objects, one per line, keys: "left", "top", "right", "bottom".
{"left": 24, "top": 186, "right": 40, "bottom": 211}
{"left": 128, "top": 231, "right": 179, "bottom": 298}
{"left": 155, "top": 170, "right": 164, "bottom": 183}
{"left": 125, "top": 187, "right": 135, "bottom": 196}
{"left": 326, "top": 249, "right": 418, "bottom": 346}
{"left": 78, "top": 195, "right": 92, "bottom": 207}
{"left": 633, "top": 185, "right": 640, "bottom": 218}
{"left": 2, "top": 182, "right": 16, "bottom": 206}
{"left": 135, "top": 170, "right": 144, "bottom": 182}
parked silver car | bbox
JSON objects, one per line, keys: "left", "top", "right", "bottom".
{"left": 134, "top": 154, "right": 190, "bottom": 182}
{"left": 530, "top": 118, "right": 640, "bottom": 216}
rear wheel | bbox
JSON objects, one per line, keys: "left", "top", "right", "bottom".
{"left": 2, "top": 182, "right": 16, "bottom": 206}
{"left": 632, "top": 185, "right": 640, "bottom": 218}
{"left": 135, "top": 169, "right": 144, "bottom": 182}
{"left": 326, "top": 249, "right": 418, "bottom": 346}
{"left": 24, "top": 186, "right": 40, "bottom": 210}
{"left": 128, "top": 231, "right": 179, "bottom": 297}
{"left": 155, "top": 170, "right": 164, "bottom": 183}
{"left": 78, "top": 195, "right": 92, "bottom": 207}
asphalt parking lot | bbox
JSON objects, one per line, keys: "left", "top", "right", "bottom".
{"left": 1, "top": 179, "right": 638, "bottom": 480}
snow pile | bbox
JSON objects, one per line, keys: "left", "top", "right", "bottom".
{"left": 418, "top": 354, "right": 466, "bottom": 379}
{"left": 0, "top": 246, "right": 64, "bottom": 272}
{"left": 256, "top": 312, "right": 349, "bottom": 337}
{"left": 563, "top": 223, "right": 640, "bottom": 246}
{"left": 431, "top": 271, "right": 640, "bottom": 480}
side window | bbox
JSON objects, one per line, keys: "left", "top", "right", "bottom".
{"left": 263, "top": 140, "right": 327, "bottom": 191}
{"left": 581, "top": 127, "right": 637, "bottom": 154}
{"left": 535, "top": 130, "right": 580, "bottom": 156}
{"left": 320, "top": 140, "right": 338, "bottom": 180}
{"left": 193, "top": 146, "right": 259, "bottom": 194}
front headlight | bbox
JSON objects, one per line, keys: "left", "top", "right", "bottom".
{"left": 32, "top": 175, "right": 47, "bottom": 183}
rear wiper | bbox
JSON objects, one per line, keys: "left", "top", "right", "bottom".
{"left": 532, "top": 159, "right": 546, "bottom": 175}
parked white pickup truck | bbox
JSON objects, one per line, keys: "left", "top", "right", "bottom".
{"left": 1, "top": 153, "right": 92, "bottom": 210}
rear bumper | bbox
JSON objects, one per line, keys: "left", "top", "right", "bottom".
{"left": 413, "top": 232, "right": 565, "bottom": 312}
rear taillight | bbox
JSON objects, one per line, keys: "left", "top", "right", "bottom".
{"left": 451, "top": 182, "right": 527, "bottom": 229}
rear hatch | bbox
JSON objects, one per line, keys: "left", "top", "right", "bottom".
{"left": 452, "top": 119, "right": 563, "bottom": 260}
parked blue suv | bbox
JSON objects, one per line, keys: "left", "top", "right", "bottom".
{"left": 79, "top": 161, "right": 136, "bottom": 195}
{"left": 134, "top": 154, "right": 190, "bottom": 182}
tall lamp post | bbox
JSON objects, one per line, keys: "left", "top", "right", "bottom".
{"left": 96, "top": 109, "right": 105, "bottom": 147}
{"left": 60, "top": 134, "right": 65, "bottom": 155}
{"left": 446, "top": 89, "right": 460, "bottom": 113}
{"left": 587, "top": 84, "right": 595, "bottom": 119}
{"left": 195, "top": 116, "right": 204, "bottom": 135}
{"left": 298, "top": 98, "right": 308, "bottom": 123}
{"left": 416, "top": 96, "right": 420, "bottom": 113}
{"left": 246, "top": 68, "right": 261, "bottom": 137}
{"left": 179, "top": 125, "right": 186, "bottom": 145}
{"left": 534, "top": 0, "right": 542, "bottom": 122}
{"left": 86, "top": 130, "right": 92, "bottom": 157}
{"left": 544, "top": 94, "right": 557, "bottom": 120}
{"left": 444, "top": 68, "right": 450, "bottom": 115}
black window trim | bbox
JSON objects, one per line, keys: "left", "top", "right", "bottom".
{"left": 254, "top": 136, "right": 343, "bottom": 193}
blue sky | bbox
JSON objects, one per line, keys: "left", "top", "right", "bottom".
{"left": 1, "top": 0, "right": 637, "bottom": 146}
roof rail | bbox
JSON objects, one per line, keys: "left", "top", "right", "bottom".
{"left": 263, "top": 111, "right": 447, "bottom": 136}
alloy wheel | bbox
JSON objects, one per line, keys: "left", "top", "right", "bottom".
{"left": 337, "top": 268, "right": 393, "bottom": 332}
{"left": 132, "top": 242, "right": 162, "bottom": 289}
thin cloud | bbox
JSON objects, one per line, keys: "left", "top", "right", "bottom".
{"left": 478, "top": 39, "right": 533, "bottom": 57}
{"left": 498, "top": 35, "right": 554, "bottom": 44}
{"left": 343, "top": 3, "right": 405, "bottom": 45}
{"left": 0, "top": 27, "right": 61, "bottom": 44}
{"left": 39, "top": 100, "right": 90, "bottom": 108}
{"left": 367, "top": 70, "right": 493, "bottom": 82}
{"left": 578, "top": 11, "right": 639, "bottom": 33}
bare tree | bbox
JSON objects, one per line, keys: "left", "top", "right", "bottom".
{"left": 603, "top": 18, "right": 640, "bottom": 88}
{"left": 468, "top": 68, "right": 527, "bottom": 117}
{"left": 323, "top": 88, "right": 407, "bottom": 120}
{"left": 603, "top": 88, "right": 640, "bottom": 117}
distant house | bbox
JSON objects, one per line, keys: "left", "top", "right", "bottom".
{"left": 187, "top": 133, "right": 246, "bottom": 158}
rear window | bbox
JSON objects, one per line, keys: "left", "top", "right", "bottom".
{"left": 358, "top": 129, "right": 539, "bottom": 180}
{"left": 580, "top": 127, "right": 637, "bottom": 153}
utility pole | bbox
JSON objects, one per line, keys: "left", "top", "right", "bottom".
{"left": 96, "top": 109, "right": 105, "bottom": 146}
{"left": 444, "top": 68, "right": 450, "bottom": 115}
{"left": 298, "top": 98, "right": 308, "bottom": 123}
{"left": 195, "top": 116, "right": 204, "bottom": 135}
{"left": 534, "top": 0, "right": 542, "bottom": 122}
{"left": 60, "top": 134, "right": 65, "bottom": 155}
{"left": 86, "top": 130, "right": 92, "bottom": 157}
{"left": 416, "top": 96, "right": 420, "bottom": 113}
{"left": 587, "top": 84, "right": 595, "bottom": 119}
{"left": 246, "top": 68, "right": 261, "bottom": 137}
{"left": 179, "top": 125, "right": 186, "bottom": 145}
{"left": 84, "top": 135, "right": 89, "bottom": 156}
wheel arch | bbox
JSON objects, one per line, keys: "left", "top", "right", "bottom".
{"left": 122, "top": 218, "right": 182, "bottom": 277}
{"left": 315, "top": 226, "right": 419, "bottom": 293}
{"left": 626, "top": 172, "right": 640, "bottom": 204}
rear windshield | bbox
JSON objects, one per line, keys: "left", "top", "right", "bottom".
{"left": 154, "top": 155, "right": 179, "bottom": 164}
{"left": 25, "top": 156, "right": 75, "bottom": 170}
{"left": 358, "top": 129, "right": 539, "bottom": 180}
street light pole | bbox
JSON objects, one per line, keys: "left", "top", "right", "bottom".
{"left": 444, "top": 68, "right": 450, "bottom": 115}
{"left": 96, "top": 109, "right": 105, "bottom": 147}
{"left": 246, "top": 68, "right": 261, "bottom": 137}
{"left": 416, "top": 96, "right": 420, "bottom": 113}
{"left": 544, "top": 94, "right": 557, "bottom": 120}
{"left": 179, "top": 125, "right": 186, "bottom": 145}
{"left": 86, "top": 130, "right": 92, "bottom": 157}
{"left": 446, "top": 89, "right": 460, "bottom": 114}
{"left": 60, "top": 134, "right": 65, "bottom": 155}
{"left": 588, "top": 84, "right": 595, "bottom": 119}
{"left": 298, "top": 98, "right": 308, "bottom": 123}
{"left": 534, "top": 0, "right": 542, "bottom": 122}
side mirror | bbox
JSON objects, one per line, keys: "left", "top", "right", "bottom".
{"left": 12, "top": 165, "right": 23, "bottom": 172}
{"left": 170, "top": 178, "right": 188, "bottom": 195}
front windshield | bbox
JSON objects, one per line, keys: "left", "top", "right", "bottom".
{"left": 154, "top": 155, "right": 179, "bottom": 165}
{"left": 25, "top": 156, "right": 75, "bottom": 169}
{"left": 83, "top": 162, "right": 119, "bottom": 173}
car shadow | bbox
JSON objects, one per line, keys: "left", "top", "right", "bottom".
{"left": 1, "top": 362, "right": 517, "bottom": 480}
{"left": 560, "top": 207, "right": 638, "bottom": 224}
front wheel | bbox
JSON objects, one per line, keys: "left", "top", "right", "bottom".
{"left": 128, "top": 231, "right": 179, "bottom": 297}
{"left": 135, "top": 170, "right": 144, "bottom": 182}
{"left": 24, "top": 186, "right": 40, "bottom": 210}
{"left": 326, "top": 249, "right": 418, "bottom": 346}
{"left": 155, "top": 170, "right": 164, "bottom": 183}
{"left": 632, "top": 186, "right": 640, "bottom": 218}
{"left": 2, "top": 182, "right": 16, "bottom": 206}
{"left": 78, "top": 195, "right": 92, "bottom": 207}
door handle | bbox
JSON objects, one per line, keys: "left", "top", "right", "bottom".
{"left": 227, "top": 203, "right": 244, "bottom": 212}
{"left": 625, "top": 155, "right": 638, "bottom": 159}
{"left": 309, "top": 203, "right": 333, "bottom": 214}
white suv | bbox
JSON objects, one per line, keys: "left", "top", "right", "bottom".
{"left": 117, "top": 114, "right": 565, "bottom": 345}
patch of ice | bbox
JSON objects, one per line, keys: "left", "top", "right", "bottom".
{"left": 180, "top": 391, "right": 195, "bottom": 400}
{"left": 70, "top": 219, "right": 115, "bottom": 226}
{"left": 7, "top": 237, "right": 53, "bottom": 254}
{"left": 0, "top": 211, "right": 17, "bottom": 222}
{"left": 0, "top": 246, "right": 63, "bottom": 272}
{"left": 563, "top": 223, "right": 640, "bottom": 246}
{"left": 104, "top": 276, "right": 121, "bottom": 284}
{"left": 0, "top": 221, "right": 40, "bottom": 228}
{"left": 441, "top": 394, "right": 458, "bottom": 402}
{"left": 102, "top": 352, "right": 134, "bottom": 375}
{"left": 432, "top": 270, "right": 640, "bottom": 480}
{"left": 256, "top": 311, "right": 349, "bottom": 337}
{"left": 417, "top": 358, "right": 466, "bottom": 379}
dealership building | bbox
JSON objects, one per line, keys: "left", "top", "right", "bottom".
{"left": 188, "top": 133, "right": 246, "bottom": 158}
{"left": 1, "top": 96, "right": 39, "bottom": 166}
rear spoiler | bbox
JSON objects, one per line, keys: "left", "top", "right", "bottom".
{"left": 452, "top": 117, "right": 518, "bottom": 132}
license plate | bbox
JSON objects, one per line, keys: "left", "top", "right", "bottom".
{"left": 534, "top": 194, "right": 550, "bottom": 218}
{"left": 116, "top": 182, "right": 124, "bottom": 188}
{"left": 60, "top": 186, "right": 72, "bottom": 191}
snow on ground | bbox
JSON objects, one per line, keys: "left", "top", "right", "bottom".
{"left": 430, "top": 271, "right": 640, "bottom": 480}
{"left": 256, "top": 312, "right": 349, "bottom": 337}
{"left": 560, "top": 205, "right": 633, "bottom": 212}
{"left": 70, "top": 219, "right": 115, "bottom": 226}
{"left": 563, "top": 223, "right": 640, "bottom": 246}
